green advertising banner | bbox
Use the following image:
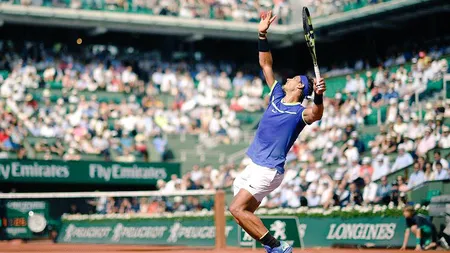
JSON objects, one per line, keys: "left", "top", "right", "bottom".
{"left": 299, "top": 217, "right": 416, "bottom": 247}
{"left": 56, "top": 216, "right": 416, "bottom": 248}
{"left": 0, "top": 159, "right": 180, "bottom": 185}
{"left": 57, "top": 219, "right": 238, "bottom": 246}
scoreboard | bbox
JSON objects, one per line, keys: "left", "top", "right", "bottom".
{"left": 1, "top": 201, "right": 49, "bottom": 239}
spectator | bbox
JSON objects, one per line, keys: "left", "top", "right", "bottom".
{"left": 305, "top": 163, "right": 320, "bottom": 183}
{"left": 354, "top": 73, "right": 365, "bottom": 93}
{"left": 397, "top": 176, "right": 409, "bottom": 192}
{"left": 407, "top": 163, "right": 426, "bottom": 189}
{"left": 347, "top": 158, "right": 361, "bottom": 183}
{"left": 359, "top": 157, "right": 374, "bottom": 179}
{"left": 370, "top": 86, "right": 383, "bottom": 108}
{"left": 347, "top": 182, "right": 363, "bottom": 206}
{"left": 393, "top": 116, "right": 408, "bottom": 136}
{"left": 416, "top": 128, "right": 436, "bottom": 156}
{"left": 386, "top": 98, "right": 398, "bottom": 123}
{"left": 418, "top": 156, "right": 427, "bottom": 171}
{"left": 306, "top": 188, "right": 321, "bottom": 207}
{"left": 375, "top": 176, "right": 391, "bottom": 205}
{"left": 344, "top": 75, "right": 357, "bottom": 93}
{"left": 350, "top": 131, "right": 365, "bottom": 154}
{"left": 190, "top": 164, "right": 203, "bottom": 182}
{"left": 390, "top": 181, "right": 401, "bottom": 206}
{"left": 320, "top": 181, "right": 334, "bottom": 208}
{"left": 438, "top": 126, "right": 449, "bottom": 148}
{"left": 322, "top": 142, "right": 338, "bottom": 165}
{"left": 433, "top": 151, "right": 449, "bottom": 171}
{"left": 139, "top": 198, "right": 149, "bottom": 213}
{"left": 372, "top": 154, "right": 390, "bottom": 181}
{"left": 232, "top": 71, "right": 246, "bottom": 94}
{"left": 434, "top": 162, "right": 449, "bottom": 180}
{"left": 391, "top": 144, "right": 414, "bottom": 172}
{"left": 424, "top": 162, "right": 435, "bottom": 181}
{"left": 119, "top": 198, "right": 133, "bottom": 213}
{"left": 153, "top": 134, "right": 168, "bottom": 159}
{"left": 406, "top": 117, "right": 424, "bottom": 140}
{"left": 165, "top": 174, "right": 181, "bottom": 192}
{"left": 362, "top": 176, "right": 378, "bottom": 205}
{"left": 335, "top": 182, "right": 350, "bottom": 207}
{"left": 342, "top": 139, "right": 359, "bottom": 162}
{"left": 217, "top": 72, "right": 231, "bottom": 97}
{"left": 151, "top": 68, "right": 163, "bottom": 90}
{"left": 161, "top": 68, "right": 176, "bottom": 94}
{"left": 333, "top": 158, "right": 348, "bottom": 181}
{"left": 172, "top": 196, "right": 187, "bottom": 212}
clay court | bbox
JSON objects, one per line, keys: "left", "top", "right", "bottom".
{"left": 0, "top": 242, "right": 422, "bottom": 253}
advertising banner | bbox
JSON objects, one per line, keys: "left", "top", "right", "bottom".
{"left": 0, "top": 159, "right": 181, "bottom": 185}
{"left": 57, "top": 219, "right": 238, "bottom": 246}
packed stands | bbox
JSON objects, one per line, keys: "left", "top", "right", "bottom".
{"left": 1, "top": 0, "right": 399, "bottom": 24}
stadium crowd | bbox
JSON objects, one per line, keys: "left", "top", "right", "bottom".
{"left": 0, "top": 41, "right": 267, "bottom": 161}
{"left": 0, "top": 39, "right": 449, "bottom": 212}
{"left": 3, "top": 0, "right": 397, "bottom": 24}
{"left": 5, "top": 0, "right": 293, "bottom": 24}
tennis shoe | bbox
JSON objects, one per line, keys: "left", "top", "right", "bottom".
{"left": 263, "top": 241, "right": 293, "bottom": 253}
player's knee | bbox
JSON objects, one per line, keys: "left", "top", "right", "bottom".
{"left": 229, "top": 203, "right": 244, "bottom": 218}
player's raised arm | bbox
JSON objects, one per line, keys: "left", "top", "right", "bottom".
{"left": 303, "top": 78, "right": 326, "bottom": 124}
{"left": 258, "top": 11, "right": 277, "bottom": 89}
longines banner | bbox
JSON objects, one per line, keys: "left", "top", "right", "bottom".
{"left": 0, "top": 159, "right": 180, "bottom": 185}
{"left": 299, "top": 217, "right": 415, "bottom": 247}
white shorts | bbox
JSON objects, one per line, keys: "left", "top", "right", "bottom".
{"left": 233, "top": 161, "right": 284, "bottom": 202}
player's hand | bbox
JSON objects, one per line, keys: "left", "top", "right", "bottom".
{"left": 259, "top": 10, "right": 277, "bottom": 34}
{"left": 415, "top": 245, "right": 422, "bottom": 251}
{"left": 400, "top": 246, "right": 406, "bottom": 250}
{"left": 314, "top": 77, "right": 326, "bottom": 95}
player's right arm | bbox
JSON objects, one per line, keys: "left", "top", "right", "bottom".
{"left": 258, "top": 11, "right": 277, "bottom": 89}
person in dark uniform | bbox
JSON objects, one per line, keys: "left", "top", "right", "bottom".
{"left": 401, "top": 206, "right": 437, "bottom": 251}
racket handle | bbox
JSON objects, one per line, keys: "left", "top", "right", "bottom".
{"left": 314, "top": 65, "right": 321, "bottom": 80}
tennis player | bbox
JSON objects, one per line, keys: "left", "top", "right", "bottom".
{"left": 229, "top": 11, "right": 326, "bottom": 253}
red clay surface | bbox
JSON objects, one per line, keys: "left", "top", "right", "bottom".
{"left": 0, "top": 242, "right": 424, "bottom": 253}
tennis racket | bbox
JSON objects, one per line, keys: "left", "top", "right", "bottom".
{"left": 302, "top": 7, "right": 321, "bottom": 80}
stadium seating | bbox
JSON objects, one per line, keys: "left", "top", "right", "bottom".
{"left": 2, "top": 0, "right": 402, "bottom": 24}
{"left": 0, "top": 37, "right": 449, "bottom": 212}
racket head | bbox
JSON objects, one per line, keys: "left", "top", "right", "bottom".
{"left": 302, "top": 7, "right": 317, "bottom": 62}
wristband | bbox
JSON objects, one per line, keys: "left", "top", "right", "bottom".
{"left": 416, "top": 238, "right": 421, "bottom": 245}
{"left": 313, "top": 93, "right": 323, "bottom": 105}
{"left": 258, "top": 38, "right": 270, "bottom": 52}
{"left": 258, "top": 32, "right": 267, "bottom": 38}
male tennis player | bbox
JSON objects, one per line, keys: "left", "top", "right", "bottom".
{"left": 229, "top": 11, "right": 326, "bottom": 253}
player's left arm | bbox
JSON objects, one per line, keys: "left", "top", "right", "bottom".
{"left": 303, "top": 78, "right": 326, "bottom": 124}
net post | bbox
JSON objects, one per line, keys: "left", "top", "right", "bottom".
{"left": 214, "top": 190, "right": 226, "bottom": 249}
